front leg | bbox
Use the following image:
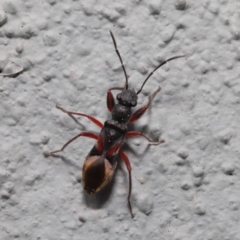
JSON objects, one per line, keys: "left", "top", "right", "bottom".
{"left": 129, "top": 87, "right": 161, "bottom": 123}
{"left": 107, "top": 87, "right": 124, "bottom": 112}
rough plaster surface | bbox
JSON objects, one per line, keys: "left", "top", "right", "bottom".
{"left": 0, "top": 0, "right": 240, "bottom": 239}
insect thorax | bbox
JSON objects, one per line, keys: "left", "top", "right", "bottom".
{"left": 111, "top": 104, "right": 132, "bottom": 123}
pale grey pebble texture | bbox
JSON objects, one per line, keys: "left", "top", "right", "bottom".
{"left": 0, "top": 0, "right": 240, "bottom": 239}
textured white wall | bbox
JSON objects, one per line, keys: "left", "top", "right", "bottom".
{"left": 0, "top": 0, "right": 240, "bottom": 239}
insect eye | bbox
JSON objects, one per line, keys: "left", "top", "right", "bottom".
{"left": 131, "top": 100, "right": 137, "bottom": 106}
{"left": 117, "top": 93, "right": 121, "bottom": 101}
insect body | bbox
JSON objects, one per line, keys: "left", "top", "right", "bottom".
{"left": 44, "top": 31, "right": 184, "bottom": 218}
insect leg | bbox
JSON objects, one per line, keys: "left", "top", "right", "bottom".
{"left": 129, "top": 87, "right": 161, "bottom": 123}
{"left": 55, "top": 105, "right": 103, "bottom": 128}
{"left": 119, "top": 151, "right": 134, "bottom": 218}
{"left": 43, "top": 132, "right": 98, "bottom": 157}
{"left": 107, "top": 87, "right": 124, "bottom": 112}
{"left": 126, "top": 131, "right": 165, "bottom": 145}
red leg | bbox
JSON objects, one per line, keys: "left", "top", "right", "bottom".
{"left": 126, "top": 131, "right": 165, "bottom": 145}
{"left": 129, "top": 87, "right": 161, "bottom": 123}
{"left": 119, "top": 151, "right": 134, "bottom": 218}
{"left": 107, "top": 87, "right": 124, "bottom": 112}
{"left": 43, "top": 132, "right": 98, "bottom": 157}
{"left": 56, "top": 105, "right": 103, "bottom": 128}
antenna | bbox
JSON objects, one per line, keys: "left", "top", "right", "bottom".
{"left": 137, "top": 55, "right": 185, "bottom": 95}
{"left": 110, "top": 31, "right": 129, "bottom": 90}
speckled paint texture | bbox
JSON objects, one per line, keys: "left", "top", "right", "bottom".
{"left": 0, "top": 0, "right": 240, "bottom": 239}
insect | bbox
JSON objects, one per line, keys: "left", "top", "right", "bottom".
{"left": 44, "top": 31, "right": 184, "bottom": 218}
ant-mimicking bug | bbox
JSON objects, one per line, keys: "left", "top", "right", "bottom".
{"left": 44, "top": 31, "right": 184, "bottom": 218}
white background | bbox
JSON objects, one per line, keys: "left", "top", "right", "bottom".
{"left": 0, "top": 0, "right": 240, "bottom": 239}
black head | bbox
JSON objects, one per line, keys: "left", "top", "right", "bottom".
{"left": 116, "top": 89, "right": 138, "bottom": 107}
